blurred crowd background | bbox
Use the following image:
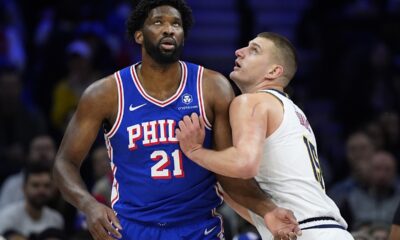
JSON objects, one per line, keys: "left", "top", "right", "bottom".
{"left": 0, "top": 0, "right": 400, "bottom": 239}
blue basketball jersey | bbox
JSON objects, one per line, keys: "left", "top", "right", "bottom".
{"left": 104, "top": 61, "right": 223, "bottom": 225}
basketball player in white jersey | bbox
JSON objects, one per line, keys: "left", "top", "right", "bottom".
{"left": 176, "top": 32, "right": 354, "bottom": 240}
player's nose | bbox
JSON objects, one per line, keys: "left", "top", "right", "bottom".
{"left": 163, "top": 23, "right": 175, "bottom": 36}
{"left": 235, "top": 47, "right": 245, "bottom": 58}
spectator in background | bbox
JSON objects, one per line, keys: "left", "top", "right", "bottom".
{"left": 329, "top": 131, "right": 376, "bottom": 208}
{"left": 343, "top": 151, "right": 400, "bottom": 230}
{"left": 378, "top": 111, "right": 400, "bottom": 158}
{"left": 50, "top": 40, "right": 98, "bottom": 133}
{"left": 0, "top": 230, "right": 28, "bottom": 240}
{"left": 0, "top": 1, "right": 26, "bottom": 71}
{"left": 351, "top": 230, "right": 371, "bottom": 240}
{"left": 0, "top": 134, "right": 56, "bottom": 208}
{"left": 1, "top": 229, "right": 27, "bottom": 240}
{"left": 389, "top": 201, "right": 400, "bottom": 240}
{"left": 369, "top": 223, "right": 389, "bottom": 240}
{"left": 0, "top": 162, "right": 64, "bottom": 237}
{"left": 33, "top": 227, "right": 67, "bottom": 240}
{"left": 91, "top": 146, "right": 112, "bottom": 206}
{"left": 365, "top": 121, "right": 385, "bottom": 151}
{"left": 72, "top": 146, "right": 113, "bottom": 232}
{"left": 0, "top": 67, "right": 47, "bottom": 184}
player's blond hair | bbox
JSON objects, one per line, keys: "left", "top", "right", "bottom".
{"left": 258, "top": 32, "right": 298, "bottom": 86}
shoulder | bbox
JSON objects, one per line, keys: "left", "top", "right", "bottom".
{"left": 77, "top": 75, "right": 117, "bottom": 112}
{"left": 0, "top": 201, "right": 24, "bottom": 217}
{"left": 231, "top": 92, "right": 282, "bottom": 113}
{"left": 202, "top": 68, "right": 232, "bottom": 89}
{"left": 1, "top": 172, "right": 23, "bottom": 188}
{"left": 202, "top": 68, "right": 234, "bottom": 102}
{"left": 43, "top": 207, "right": 64, "bottom": 224}
{"left": 81, "top": 75, "right": 116, "bottom": 101}
{"left": 0, "top": 173, "right": 23, "bottom": 203}
{"left": 230, "top": 93, "right": 270, "bottom": 108}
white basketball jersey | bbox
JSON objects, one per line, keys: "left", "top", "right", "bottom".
{"left": 249, "top": 89, "right": 348, "bottom": 239}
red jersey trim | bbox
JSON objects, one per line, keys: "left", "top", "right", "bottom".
{"left": 105, "top": 71, "right": 124, "bottom": 139}
{"left": 130, "top": 61, "right": 187, "bottom": 107}
{"left": 197, "top": 66, "right": 212, "bottom": 129}
{"left": 110, "top": 164, "right": 120, "bottom": 208}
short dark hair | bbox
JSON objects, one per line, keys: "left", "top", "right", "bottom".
{"left": 23, "top": 161, "right": 52, "bottom": 184}
{"left": 126, "top": 0, "right": 194, "bottom": 42}
{"left": 258, "top": 32, "right": 298, "bottom": 85}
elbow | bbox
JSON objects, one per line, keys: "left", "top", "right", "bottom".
{"left": 239, "top": 163, "right": 259, "bottom": 179}
{"left": 52, "top": 155, "right": 74, "bottom": 187}
{"left": 52, "top": 158, "right": 62, "bottom": 185}
{"left": 234, "top": 154, "right": 259, "bottom": 179}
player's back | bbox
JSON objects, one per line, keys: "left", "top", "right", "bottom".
{"left": 252, "top": 89, "right": 347, "bottom": 233}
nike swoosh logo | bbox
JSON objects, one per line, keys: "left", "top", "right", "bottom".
{"left": 204, "top": 226, "right": 217, "bottom": 235}
{"left": 129, "top": 103, "right": 147, "bottom": 111}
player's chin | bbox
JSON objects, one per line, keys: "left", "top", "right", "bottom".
{"left": 229, "top": 71, "right": 240, "bottom": 83}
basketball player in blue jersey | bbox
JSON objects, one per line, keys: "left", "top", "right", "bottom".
{"left": 53, "top": 1, "right": 301, "bottom": 239}
{"left": 177, "top": 32, "right": 355, "bottom": 240}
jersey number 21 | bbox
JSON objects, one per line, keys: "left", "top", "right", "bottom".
{"left": 151, "top": 149, "right": 184, "bottom": 179}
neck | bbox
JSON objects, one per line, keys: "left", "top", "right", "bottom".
{"left": 25, "top": 202, "right": 42, "bottom": 220}
{"left": 137, "top": 59, "right": 182, "bottom": 100}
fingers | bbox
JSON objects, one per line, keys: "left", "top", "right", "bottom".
{"left": 175, "top": 128, "right": 181, "bottom": 140}
{"left": 107, "top": 209, "right": 122, "bottom": 230}
{"left": 293, "top": 225, "right": 302, "bottom": 236}
{"left": 106, "top": 209, "right": 123, "bottom": 238}
{"left": 288, "top": 231, "right": 298, "bottom": 239}
{"left": 87, "top": 206, "right": 123, "bottom": 240}
{"left": 198, "top": 113, "right": 206, "bottom": 130}
{"left": 90, "top": 223, "right": 115, "bottom": 240}
{"left": 178, "top": 119, "right": 187, "bottom": 133}
{"left": 283, "top": 209, "right": 302, "bottom": 236}
{"left": 190, "top": 112, "right": 200, "bottom": 129}
{"left": 183, "top": 115, "right": 193, "bottom": 126}
{"left": 178, "top": 113, "right": 204, "bottom": 130}
{"left": 285, "top": 210, "right": 298, "bottom": 225}
{"left": 89, "top": 219, "right": 121, "bottom": 240}
{"left": 276, "top": 229, "right": 298, "bottom": 240}
{"left": 101, "top": 218, "right": 121, "bottom": 239}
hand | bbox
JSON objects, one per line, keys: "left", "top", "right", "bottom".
{"left": 84, "top": 201, "right": 123, "bottom": 240}
{"left": 176, "top": 112, "right": 205, "bottom": 158}
{"left": 264, "top": 207, "right": 302, "bottom": 240}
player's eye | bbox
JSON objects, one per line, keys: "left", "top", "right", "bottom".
{"left": 173, "top": 22, "right": 181, "bottom": 27}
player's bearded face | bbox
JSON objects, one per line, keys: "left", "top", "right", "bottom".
{"left": 143, "top": 34, "right": 183, "bottom": 64}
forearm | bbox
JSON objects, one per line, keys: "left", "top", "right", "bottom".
{"left": 53, "top": 158, "right": 96, "bottom": 212}
{"left": 217, "top": 176, "right": 277, "bottom": 218}
{"left": 190, "top": 147, "right": 256, "bottom": 178}
{"left": 220, "top": 186, "right": 254, "bottom": 225}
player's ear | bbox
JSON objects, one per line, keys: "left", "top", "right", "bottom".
{"left": 265, "top": 64, "right": 283, "bottom": 80}
{"left": 134, "top": 31, "right": 143, "bottom": 44}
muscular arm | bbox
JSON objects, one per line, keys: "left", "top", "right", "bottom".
{"left": 178, "top": 78, "right": 300, "bottom": 238}
{"left": 199, "top": 70, "right": 278, "bottom": 219}
{"left": 53, "top": 76, "right": 121, "bottom": 239}
{"left": 181, "top": 93, "right": 268, "bottom": 179}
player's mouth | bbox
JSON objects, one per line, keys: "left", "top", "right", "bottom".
{"left": 234, "top": 60, "right": 241, "bottom": 70}
{"left": 160, "top": 38, "right": 176, "bottom": 51}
